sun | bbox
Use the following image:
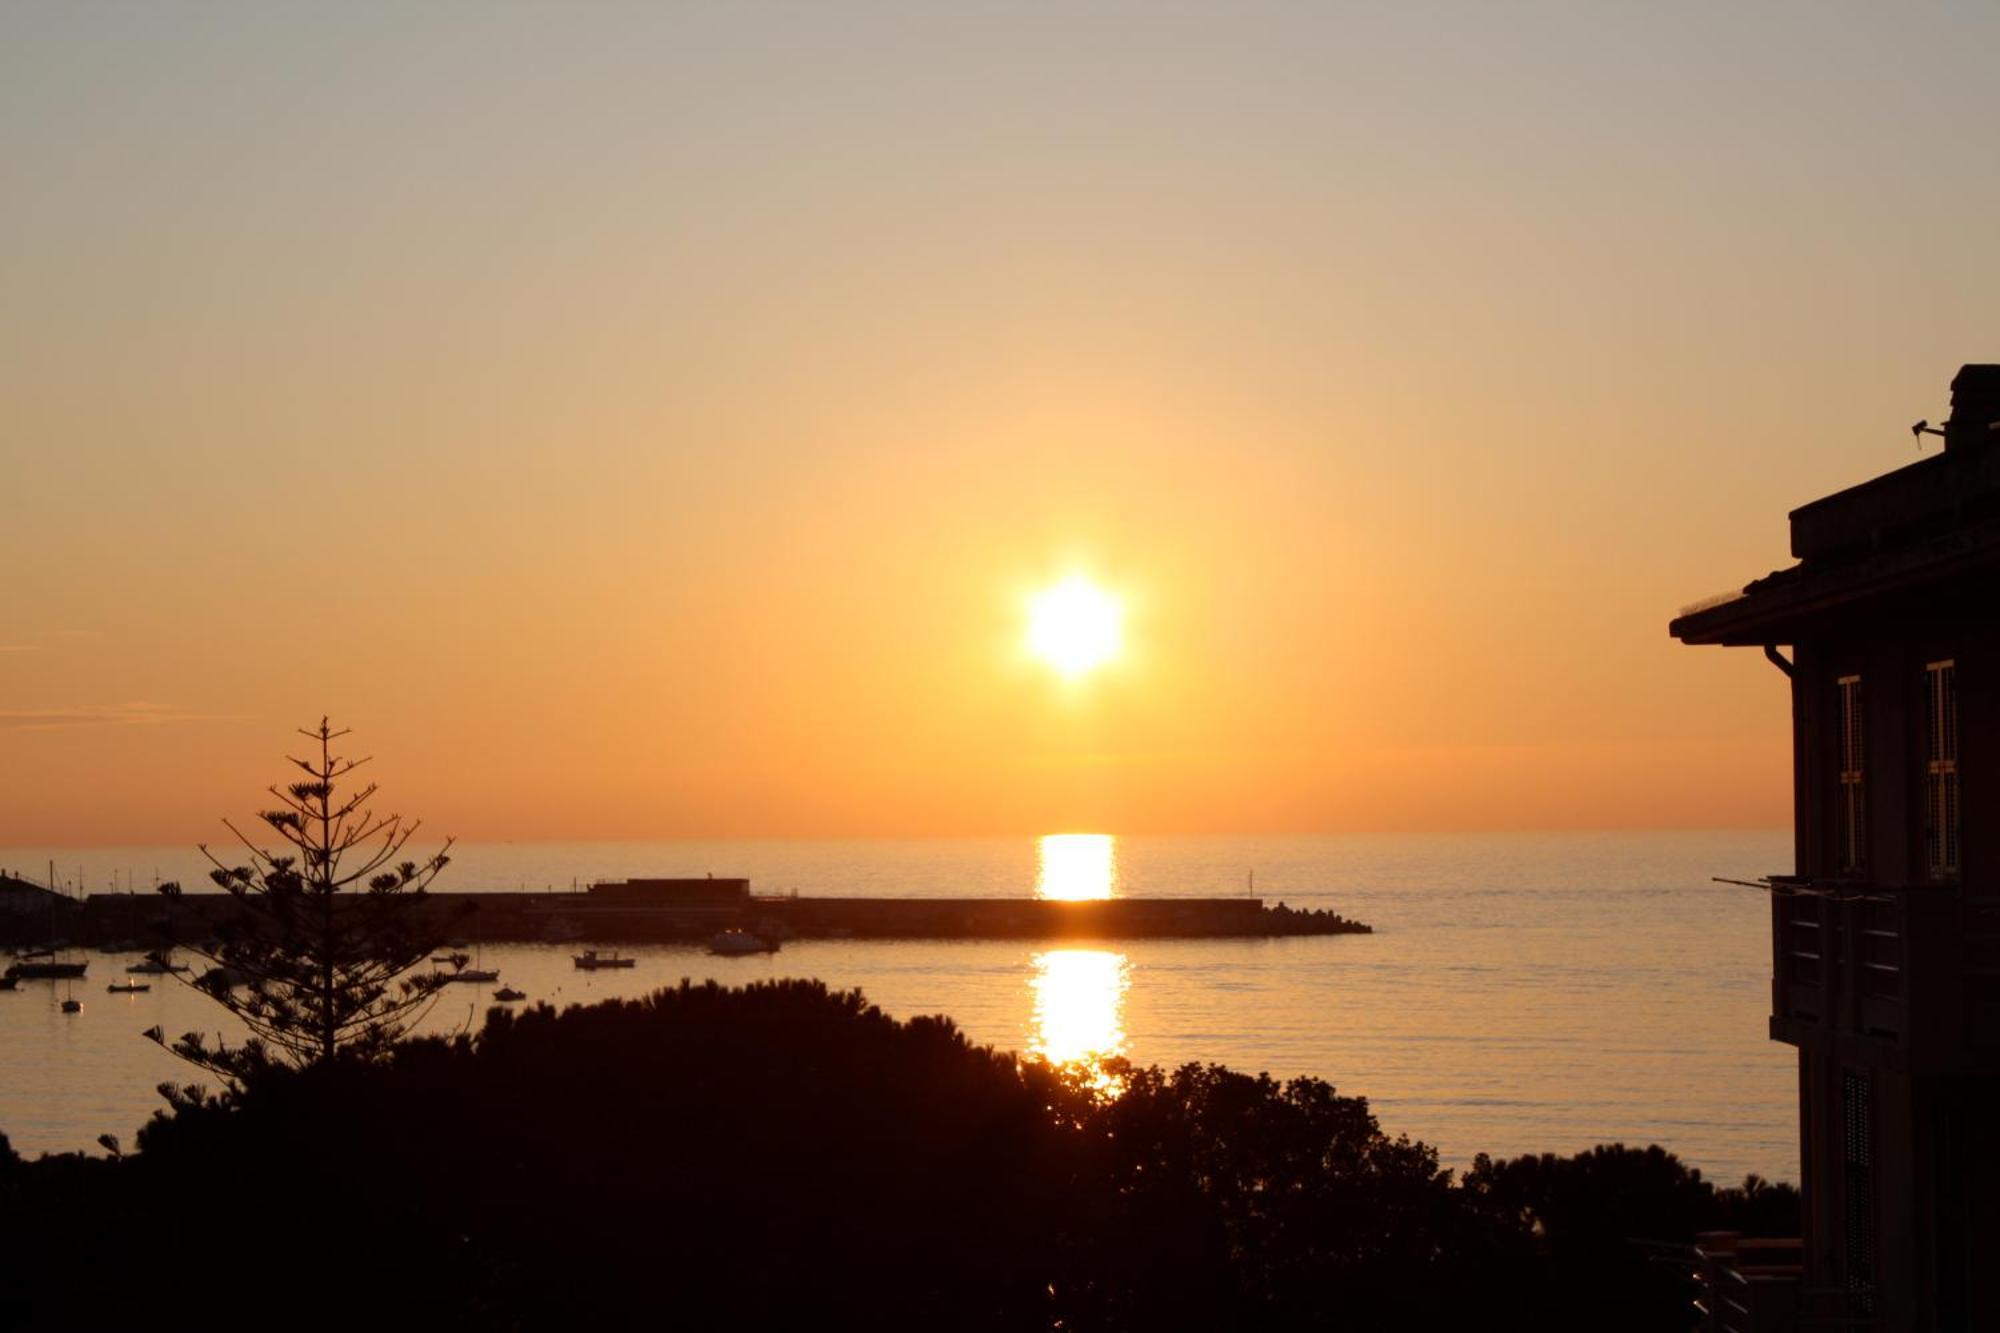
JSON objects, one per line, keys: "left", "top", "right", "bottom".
{"left": 1027, "top": 576, "right": 1124, "bottom": 679}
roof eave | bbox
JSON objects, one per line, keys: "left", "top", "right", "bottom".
{"left": 1669, "top": 519, "right": 2000, "bottom": 647}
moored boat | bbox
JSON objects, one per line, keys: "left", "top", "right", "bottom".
{"left": 6, "top": 959, "right": 88, "bottom": 980}
{"left": 493, "top": 985, "right": 527, "bottom": 1002}
{"left": 107, "top": 981, "right": 151, "bottom": 994}
{"left": 708, "top": 929, "right": 778, "bottom": 957}
{"left": 434, "top": 948, "right": 498, "bottom": 983}
{"left": 573, "top": 950, "right": 635, "bottom": 970}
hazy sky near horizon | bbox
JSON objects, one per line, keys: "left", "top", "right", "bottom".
{"left": 5, "top": 3, "right": 1998, "bottom": 845}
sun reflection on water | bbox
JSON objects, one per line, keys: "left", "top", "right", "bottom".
{"left": 1036, "top": 833, "right": 1116, "bottom": 900}
{"left": 1028, "top": 948, "right": 1131, "bottom": 1094}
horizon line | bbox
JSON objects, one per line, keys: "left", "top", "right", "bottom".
{"left": 0, "top": 824, "right": 1793, "bottom": 855}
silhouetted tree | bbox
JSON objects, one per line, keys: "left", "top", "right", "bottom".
{"left": 149, "top": 718, "right": 454, "bottom": 1080}
{"left": 1460, "top": 1142, "right": 1799, "bottom": 1331}
{"left": 1708, "top": 1171, "right": 1803, "bottom": 1236}
{"left": 1079, "top": 1061, "right": 1542, "bottom": 1329}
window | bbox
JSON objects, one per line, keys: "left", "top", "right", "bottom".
{"left": 1838, "top": 675, "right": 1866, "bottom": 874}
{"left": 1927, "top": 660, "right": 1960, "bottom": 879}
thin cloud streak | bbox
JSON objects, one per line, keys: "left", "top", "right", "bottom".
{"left": 0, "top": 704, "right": 242, "bottom": 732}
{"left": 0, "top": 631, "right": 103, "bottom": 654}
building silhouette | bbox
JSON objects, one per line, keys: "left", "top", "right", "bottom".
{"left": 1673, "top": 365, "right": 2000, "bottom": 1330}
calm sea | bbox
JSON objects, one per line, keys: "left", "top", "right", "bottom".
{"left": 0, "top": 830, "right": 1796, "bottom": 1182}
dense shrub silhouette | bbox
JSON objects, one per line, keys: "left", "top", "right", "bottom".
{"left": 0, "top": 981, "right": 1796, "bottom": 1330}
{"left": 1077, "top": 1062, "right": 1545, "bottom": 1329}
{"left": 126, "top": 981, "right": 1093, "bottom": 1328}
{"left": 1462, "top": 1143, "right": 1803, "bottom": 1331}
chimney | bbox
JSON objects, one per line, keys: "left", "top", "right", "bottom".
{"left": 1945, "top": 364, "right": 2000, "bottom": 452}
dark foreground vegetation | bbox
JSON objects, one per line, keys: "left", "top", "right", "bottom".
{"left": 1, "top": 980, "right": 1793, "bottom": 1330}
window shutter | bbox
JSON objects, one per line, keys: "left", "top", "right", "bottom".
{"left": 1926, "top": 661, "right": 1960, "bottom": 878}
{"left": 1838, "top": 676, "right": 1866, "bottom": 874}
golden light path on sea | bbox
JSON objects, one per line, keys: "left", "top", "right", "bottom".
{"left": 1028, "top": 947, "right": 1131, "bottom": 1095}
{"left": 1028, "top": 835, "right": 1128, "bottom": 1090}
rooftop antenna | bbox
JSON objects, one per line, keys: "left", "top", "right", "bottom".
{"left": 1912, "top": 419, "right": 1945, "bottom": 451}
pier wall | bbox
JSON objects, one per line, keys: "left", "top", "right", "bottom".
{"left": 41, "top": 890, "right": 1370, "bottom": 947}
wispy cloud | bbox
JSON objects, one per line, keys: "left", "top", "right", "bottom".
{"left": 0, "top": 703, "right": 242, "bottom": 732}
{"left": 0, "top": 630, "right": 103, "bottom": 655}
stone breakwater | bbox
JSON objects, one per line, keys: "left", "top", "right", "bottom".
{"left": 35, "top": 888, "right": 1371, "bottom": 947}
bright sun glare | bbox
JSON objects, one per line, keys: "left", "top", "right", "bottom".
{"left": 1026, "top": 576, "right": 1124, "bottom": 679}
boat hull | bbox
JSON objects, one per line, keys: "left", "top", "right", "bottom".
{"left": 708, "top": 933, "right": 779, "bottom": 956}
{"left": 573, "top": 953, "right": 635, "bottom": 969}
{"left": 6, "top": 961, "right": 88, "bottom": 980}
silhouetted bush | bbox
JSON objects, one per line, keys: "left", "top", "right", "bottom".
{"left": 1462, "top": 1143, "right": 1803, "bottom": 1331}
{"left": 1076, "top": 1062, "right": 1545, "bottom": 1329}
{"left": 0, "top": 982, "right": 1796, "bottom": 1329}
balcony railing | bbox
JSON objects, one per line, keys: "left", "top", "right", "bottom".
{"left": 1690, "top": 1233, "right": 1804, "bottom": 1333}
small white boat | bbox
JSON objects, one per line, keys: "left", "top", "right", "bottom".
{"left": 708, "top": 930, "right": 778, "bottom": 957}
{"left": 573, "top": 950, "right": 635, "bottom": 970}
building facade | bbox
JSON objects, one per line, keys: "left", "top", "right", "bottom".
{"left": 1673, "top": 365, "right": 2000, "bottom": 1330}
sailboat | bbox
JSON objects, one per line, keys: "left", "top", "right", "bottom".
{"left": 435, "top": 949, "right": 499, "bottom": 984}
{"left": 6, "top": 864, "right": 88, "bottom": 983}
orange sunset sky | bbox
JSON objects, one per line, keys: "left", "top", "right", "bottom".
{"left": 4, "top": 4, "right": 1998, "bottom": 845}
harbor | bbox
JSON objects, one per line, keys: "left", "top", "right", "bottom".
{"left": 0, "top": 831, "right": 1793, "bottom": 1183}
